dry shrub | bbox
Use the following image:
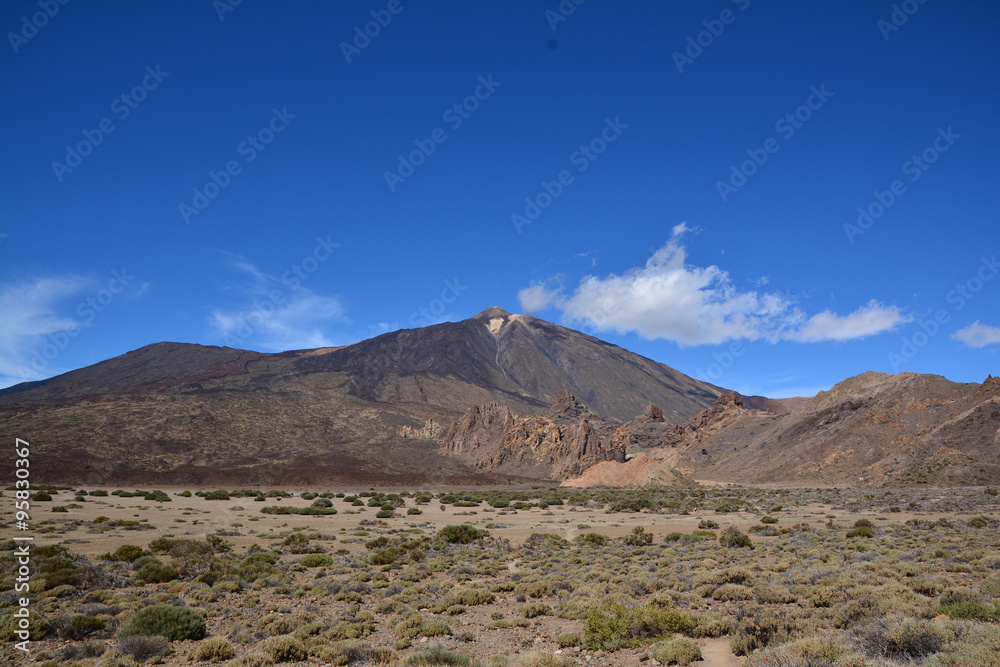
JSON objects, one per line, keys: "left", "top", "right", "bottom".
{"left": 258, "top": 634, "right": 307, "bottom": 663}
{"left": 651, "top": 637, "right": 702, "bottom": 665}
{"left": 852, "top": 615, "right": 953, "bottom": 662}
{"left": 117, "top": 635, "right": 169, "bottom": 661}
{"left": 191, "top": 637, "right": 235, "bottom": 662}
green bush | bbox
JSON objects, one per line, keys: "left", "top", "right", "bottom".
{"left": 436, "top": 525, "right": 486, "bottom": 544}
{"left": 228, "top": 552, "right": 277, "bottom": 581}
{"left": 191, "top": 637, "right": 235, "bottom": 662}
{"left": 405, "top": 649, "right": 470, "bottom": 665}
{"left": 35, "top": 551, "right": 79, "bottom": 590}
{"left": 848, "top": 518, "right": 876, "bottom": 538}
{"left": 719, "top": 527, "right": 753, "bottom": 549}
{"left": 450, "top": 587, "right": 495, "bottom": 605}
{"left": 135, "top": 561, "right": 178, "bottom": 583}
{"left": 111, "top": 544, "right": 144, "bottom": 562}
{"left": 623, "top": 526, "right": 653, "bottom": 546}
{"left": 520, "top": 602, "right": 553, "bottom": 618}
{"left": 651, "top": 637, "right": 702, "bottom": 666}
{"left": 376, "top": 510, "right": 395, "bottom": 518}
{"left": 939, "top": 600, "right": 1000, "bottom": 621}
{"left": 713, "top": 498, "right": 740, "bottom": 513}
{"left": 118, "top": 604, "right": 206, "bottom": 641}
{"left": 575, "top": 532, "right": 608, "bottom": 547}
{"left": 204, "top": 489, "right": 230, "bottom": 500}
{"left": 852, "top": 616, "right": 949, "bottom": 662}
{"left": 258, "top": 634, "right": 307, "bottom": 663}
{"left": 67, "top": 614, "right": 107, "bottom": 639}
{"left": 31, "top": 491, "right": 53, "bottom": 501}
{"left": 584, "top": 603, "right": 693, "bottom": 650}
{"left": 299, "top": 553, "right": 333, "bottom": 568}
{"left": 0, "top": 608, "right": 49, "bottom": 641}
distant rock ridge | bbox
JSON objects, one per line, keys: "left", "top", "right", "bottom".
{"left": 662, "top": 390, "right": 751, "bottom": 449}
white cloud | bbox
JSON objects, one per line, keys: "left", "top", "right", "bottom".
{"left": 0, "top": 276, "right": 91, "bottom": 387}
{"left": 518, "top": 227, "right": 908, "bottom": 346}
{"left": 517, "top": 279, "right": 564, "bottom": 313}
{"left": 789, "top": 300, "right": 910, "bottom": 343}
{"left": 209, "top": 257, "right": 347, "bottom": 351}
{"left": 952, "top": 321, "right": 1000, "bottom": 348}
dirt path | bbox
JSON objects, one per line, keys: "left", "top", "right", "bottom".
{"left": 699, "top": 637, "right": 740, "bottom": 667}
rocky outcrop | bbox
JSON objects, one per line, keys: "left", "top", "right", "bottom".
{"left": 399, "top": 419, "right": 447, "bottom": 440}
{"left": 611, "top": 403, "right": 673, "bottom": 452}
{"left": 442, "top": 402, "right": 515, "bottom": 456}
{"left": 441, "top": 392, "right": 625, "bottom": 479}
{"left": 664, "top": 390, "right": 750, "bottom": 448}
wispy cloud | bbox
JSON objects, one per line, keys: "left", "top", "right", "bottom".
{"left": 951, "top": 321, "right": 1000, "bottom": 349}
{"left": 518, "top": 225, "right": 909, "bottom": 346}
{"left": 0, "top": 276, "right": 92, "bottom": 386}
{"left": 209, "top": 256, "right": 347, "bottom": 351}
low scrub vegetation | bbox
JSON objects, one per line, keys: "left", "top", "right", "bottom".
{"left": 3, "top": 485, "right": 999, "bottom": 664}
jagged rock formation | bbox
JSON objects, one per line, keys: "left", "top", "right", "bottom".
{"left": 611, "top": 404, "right": 674, "bottom": 452}
{"left": 442, "top": 391, "right": 626, "bottom": 478}
{"left": 663, "top": 390, "right": 752, "bottom": 450}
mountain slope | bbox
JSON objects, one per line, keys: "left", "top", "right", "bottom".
{"left": 0, "top": 308, "right": 722, "bottom": 484}
{"left": 664, "top": 372, "right": 1000, "bottom": 486}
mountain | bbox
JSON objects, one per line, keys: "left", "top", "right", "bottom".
{"left": 571, "top": 373, "right": 1000, "bottom": 487}
{"left": 0, "top": 308, "right": 722, "bottom": 484}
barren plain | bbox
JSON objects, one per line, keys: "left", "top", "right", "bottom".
{"left": 3, "top": 484, "right": 999, "bottom": 666}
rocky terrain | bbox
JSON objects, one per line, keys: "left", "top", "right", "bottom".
{"left": 613, "top": 373, "right": 998, "bottom": 487}
{"left": 441, "top": 391, "right": 627, "bottom": 479}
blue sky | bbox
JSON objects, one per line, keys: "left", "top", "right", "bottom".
{"left": 2, "top": 0, "right": 998, "bottom": 398}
